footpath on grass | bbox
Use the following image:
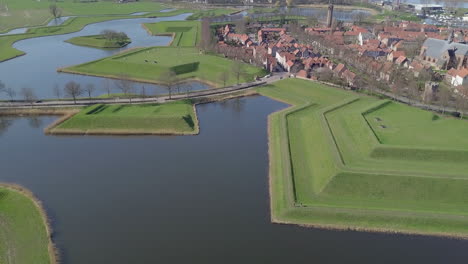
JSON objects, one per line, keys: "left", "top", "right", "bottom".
{"left": 0, "top": 74, "right": 287, "bottom": 109}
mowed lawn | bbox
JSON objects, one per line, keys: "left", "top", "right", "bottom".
{"left": 52, "top": 101, "right": 198, "bottom": 135}
{"left": 0, "top": 186, "right": 53, "bottom": 264}
{"left": 365, "top": 102, "right": 468, "bottom": 150}
{"left": 63, "top": 46, "right": 265, "bottom": 87}
{"left": 65, "top": 35, "right": 131, "bottom": 49}
{"left": 258, "top": 78, "right": 468, "bottom": 237}
{"left": 143, "top": 20, "right": 201, "bottom": 47}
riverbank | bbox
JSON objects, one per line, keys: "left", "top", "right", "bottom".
{"left": 259, "top": 78, "right": 468, "bottom": 239}
{"left": 0, "top": 183, "right": 57, "bottom": 264}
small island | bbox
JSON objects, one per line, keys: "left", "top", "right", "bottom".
{"left": 65, "top": 30, "right": 131, "bottom": 49}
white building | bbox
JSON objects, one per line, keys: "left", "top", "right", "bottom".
{"left": 463, "top": 14, "right": 468, "bottom": 22}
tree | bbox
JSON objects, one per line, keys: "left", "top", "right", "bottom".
{"left": 20, "top": 87, "right": 37, "bottom": 107}
{"left": 103, "top": 79, "right": 112, "bottom": 97}
{"left": 353, "top": 12, "right": 367, "bottom": 25}
{"left": 64, "top": 81, "right": 83, "bottom": 104}
{"left": 456, "top": 85, "right": 468, "bottom": 119}
{"left": 306, "top": 16, "right": 318, "bottom": 27}
{"left": 53, "top": 84, "right": 61, "bottom": 99}
{"left": 199, "top": 18, "right": 214, "bottom": 52}
{"left": 49, "top": 4, "right": 62, "bottom": 19}
{"left": 0, "top": 80, "right": 5, "bottom": 94}
{"left": 185, "top": 83, "right": 193, "bottom": 98}
{"left": 234, "top": 18, "right": 247, "bottom": 35}
{"left": 286, "top": 0, "right": 294, "bottom": 7}
{"left": 159, "top": 70, "right": 177, "bottom": 100}
{"left": 231, "top": 61, "right": 247, "bottom": 85}
{"left": 5, "top": 87, "right": 16, "bottom": 101}
{"left": 115, "top": 75, "right": 135, "bottom": 102}
{"left": 218, "top": 71, "right": 230, "bottom": 88}
{"left": 437, "top": 86, "right": 451, "bottom": 114}
{"left": 140, "top": 85, "right": 146, "bottom": 98}
{"left": 84, "top": 83, "right": 96, "bottom": 99}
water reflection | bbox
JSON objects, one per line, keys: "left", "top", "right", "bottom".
{"left": 27, "top": 116, "right": 43, "bottom": 129}
{"left": 0, "top": 117, "right": 13, "bottom": 136}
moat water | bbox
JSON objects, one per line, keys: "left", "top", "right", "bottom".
{"left": 1, "top": 8, "right": 468, "bottom": 264}
{"left": 0, "top": 13, "right": 209, "bottom": 98}
{"left": 1, "top": 96, "right": 468, "bottom": 263}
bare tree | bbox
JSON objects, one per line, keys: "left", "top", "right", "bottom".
{"left": 353, "top": 12, "right": 367, "bottom": 25}
{"left": 218, "top": 71, "right": 230, "bottom": 88}
{"left": 115, "top": 75, "right": 135, "bottom": 103}
{"left": 53, "top": 84, "right": 61, "bottom": 99}
{"left": 84, "top": 83, "right": 96, "bottom": 99}
{"left": 49, "top": 4, "right": 62, "bottom": 19}
{"left": 438, "top": 86, "right": 451, "bottom": 114}
{"left": 199, "top": 18, "right": 214, "bottom": 52}
{"left": 140, "top": 85, "right": 146, "bottom": 98}
{"left": 103, "top": 79, "right": 112, "bottom": 97}
{"left": 185, "top": 83, "right": 193, "bottom": 98}
{"left": 234, "top": 18, "right": 247, "bottom": 35}
{"left": 0, "top": 80, "right": 5, "bottom": 94}
{"left": 456, "top": 85, "right": 468, "bottom": 119}
{"left": 20, "top": 87, "right": 37, "bottom": 107}
{"left": 5, "top": 87, "right": 16, "bottom": 101}
{"left": 159, "top": 70, "right": 177, "bottom": 100}
{"left": 64, "top": 81, "right": 83, "bottom": 104}
{"left": 231, "top": 61, "right": 247, "bottom": 85}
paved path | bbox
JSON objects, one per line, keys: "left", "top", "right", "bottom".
{"left": 0, "top": 73, "right": 288, "bottom": 109}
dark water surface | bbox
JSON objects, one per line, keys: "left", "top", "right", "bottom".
{"left": 1, "top": 96, "right": 468, "bottom": 263}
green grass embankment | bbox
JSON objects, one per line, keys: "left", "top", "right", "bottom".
{"left": 143, "top": 20, "right": 200, "bottom": 47}
{"left": 65, "top": 35, "right": 131, "bottom": 49}
{"left": 259, "top": 78, "right": 468, "bottom": 238}
{"left": 0, "top": 6, "right": 233, "bottom": 62}
{"left": 59, "top": 46, "right": 265, "bottom": 88}
{"left": 0, "top": 184, "right": 56, "bottom": 264}
{"left": 0, "top": 0, "right": 166, "bottom": 33}
{"left": 47, "top": 100, "right": 199, "bottom": 135}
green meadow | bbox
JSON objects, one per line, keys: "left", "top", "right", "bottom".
{"left": 65, "top": 34, "right": 131, "bottom": 49}
{"left": 50, "top": 100, "right": 199, "bottom": 135}
{"left": 143, "top": 20, "right": 201, "bottom": 47}
{"left": 259, "top": 78, "right": 468, "bottom": 237}
{"left": 61, "top": 46, "right": 265, "bottom": 87}
{"left": 0, "top": 185, "right": 54, "bottom": 264}
{"left": 0, "top": 0, "right": 166, "bottom": 32}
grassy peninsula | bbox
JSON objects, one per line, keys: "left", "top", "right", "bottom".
{"left": 65, "top": 34, "right": 131, "bottom": 49}
{"left": 59, "top": 20, "right": 265, "bottom": 87}
{"left": 47, "top": 100, "right": 199, "bottom": 135}
{"left": 0, "top": 184, "right": 55, "bottom": 264}
{"left": 259, "top": 78, "right": 468, "bottom": 238}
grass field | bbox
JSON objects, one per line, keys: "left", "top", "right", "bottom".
{"left": 259, "top": 78, "right": 468, "bottom": 237}
{"left": 0, "top": 185, "right": 54, "bottom": 264}
{"left": 48, "top": 100, "right": 199, "bottom": 135}
{"left": 60, "top": 46, "right": 265, "bottom": 87}
{"left": 143, "top": 20, "right": 201, "bottom": 47}
{"left": 65, "top": 35, "right": 131, "bottom": 49}
{"left": 0, "top": 4, "right": 235, "bottom": 62}
{"left": 0, "top": 0, "right": 166, "bottom": 32}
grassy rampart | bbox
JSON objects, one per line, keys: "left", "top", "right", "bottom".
{"left": 259, "top": 78, "right": 468, "bottom": 238}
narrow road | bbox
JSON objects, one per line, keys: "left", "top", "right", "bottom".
{"left": 0, "top": 73, "right": 288, "bottom": 109}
